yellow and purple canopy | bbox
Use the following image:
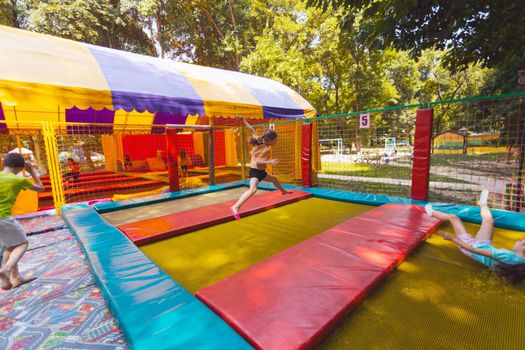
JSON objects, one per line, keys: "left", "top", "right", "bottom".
{"left": 0, "top": 25, "right": 316, "bottom": 131}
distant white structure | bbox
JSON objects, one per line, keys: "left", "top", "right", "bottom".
{"left": 320, "top": 138, "right": 344, "bottom": 157}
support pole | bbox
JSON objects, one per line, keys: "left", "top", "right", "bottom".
{"left": 411, "top": 108, "right": 434, "bottom": 201}
{"left": 166, "top": 128, "right": 180, "bottom": 192}
{"left": 42, "top": 122, "right": 65, "bottom": 212}
{"left": 516, "top": 101, "right": 525, "bottom": 212}
{"left": 240, "top": 125, "right": 246, "bottom": 180}
{"left": 301, "top": 123, "right": 312, "bottom": 188}
{"left": 209, "top": 127, "right": 215, "bottom": 185}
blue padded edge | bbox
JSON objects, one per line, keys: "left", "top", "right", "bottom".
{"left": 107, "top": 180, "right": 524, "bottom": 232}
{"left": 247, "top": 182, "right": 525, "bottom": 232}
{"left": 298, "top": 186, "right": 525, "bottom": 232}
{"left": 62, "top": 205, "right": 252, "bottom": 350}
{"left": 92, "top": 181, "right": 246, "bottom": 213}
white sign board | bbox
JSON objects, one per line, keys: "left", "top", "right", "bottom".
{"left": 269, "top": 123, "right": 275, "bottom": 130}
{"left": 360, "top": 113, "right": 371, "bottom": 129}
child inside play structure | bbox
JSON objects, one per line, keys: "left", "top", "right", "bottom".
{"left": 231, "top": 116, "right": 291, "bottom": 220}
{"left": 0, "top": 153, "right": 45, "bottom": 290}
{"left": 65, "top": 158, "right": 80, "bottom": 183}
{"left": 179, "top": 149, "right": 190, "bottom": 178}
{"left": 426, "top": 190, "right": 525, "bottom": 283}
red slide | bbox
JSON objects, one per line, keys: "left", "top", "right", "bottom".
{"left": 196, "top": 204, "right": 440, "bottom": 350}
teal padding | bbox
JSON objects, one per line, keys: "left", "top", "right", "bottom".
{"left": 296, "top": 187, "right": 525, "bottom": 232}
{"left": 62, "top": 205, "right": 252, "bottom": 350}
{"left": 93, "top": 182, "right": 245, "bottom": 213}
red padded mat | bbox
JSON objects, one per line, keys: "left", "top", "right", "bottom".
{"left": 119, "top": 190, "right": 312, "bottom": 246}
{"left": 196, "top": 204, "right": 441, "bottom": 350}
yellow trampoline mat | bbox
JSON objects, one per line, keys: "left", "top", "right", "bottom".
{"left": 141, "top": 198, "right": 372, "bottom": 293}
{"left": 318, "top": 220, "right": 525, "bottom": 350}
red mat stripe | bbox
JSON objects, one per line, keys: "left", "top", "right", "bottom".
{"left": 118, "top": 190, "right": 312, "bottom": 246}
{"left": 195, "top": 204, "right": 441, "bottom": 350}
{"left": 38, "top": 179, "right": 166, "bottom": 201}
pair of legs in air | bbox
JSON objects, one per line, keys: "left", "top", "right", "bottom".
{"left": 427, "top": 189, "right": 494, "bottom": 243}
{"left": 0, "top": 242, "right": 33, "bottom": 290}
{"left": 231, "top": 174, "right": 291, "bottom": 220}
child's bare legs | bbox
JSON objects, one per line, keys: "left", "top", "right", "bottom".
{"left": 0, "top": 242, "right": 28, "bottom": 290}
{"left": 263, "top": 174, "right": 291, "bottom": 194}
{"left": 3, "top": 247, "right": 32, "bottom": 287}
{"left": 2, "top": 248, "right": 8, "bottom": 267}
{"left": 425, "top": 204, "right": 468, "bottom": 236}
{"left": 231, "top": 178, "right": 260, "bottom": 216}
{"left": 475, "top": 190, "right": 494, "bottom": 242}
{"left": 431, "top": 211, "right": 469, "bottom": 236}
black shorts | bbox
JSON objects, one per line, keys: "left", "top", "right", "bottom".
{"left": 249, "top": 168, "right": 267, "bottom": 181}
{"left": 181, "top": 165, "right": 188, "bottom": 171}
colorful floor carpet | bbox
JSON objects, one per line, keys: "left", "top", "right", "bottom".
{"left": 0, "top": 216, "right": 128, "bottom": 350}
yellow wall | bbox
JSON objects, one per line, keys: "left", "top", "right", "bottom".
{"left": 433, "top": 146, "right": 508, "bottom": 154}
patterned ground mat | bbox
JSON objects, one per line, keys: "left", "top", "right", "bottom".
{"left": 0, "top": 218, "right": 128, "bottom": 350}
{"left": 18, "top": 215, "right": 67, "bottom": 236}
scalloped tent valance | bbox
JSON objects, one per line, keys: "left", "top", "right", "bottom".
{"left": 0, "top": 25, "right": 316, "bottom": 128}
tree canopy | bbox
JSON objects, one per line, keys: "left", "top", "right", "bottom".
{"left": 0, "top": 0, "right": 507, "bottom": 117}
{"left": 308, "top": 0, "right": 525, "bottom": 92}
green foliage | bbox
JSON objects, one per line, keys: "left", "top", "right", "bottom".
{"left": 0, "top": 0, "right": 496, "bottom": 118}
{"left": 0, "top": 0, "right": 28, "bottom": 27}
{"left": 309, "top": 0, "right": 525, "bottom": 93}
{"left": 25, "top": 0, "right": 155, "bottom": 54}
{"left": 309, "top": 1, "right": 525, "bottom": 69}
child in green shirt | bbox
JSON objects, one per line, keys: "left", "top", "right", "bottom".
{"left": 0, "top": 153, "right": 45, "bottom": 290}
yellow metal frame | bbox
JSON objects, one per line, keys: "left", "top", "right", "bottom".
{"left": 1, "top": 118, "right": 310, "bottom": 212}
{"left": 42, "top": 122, "right": 65, "bottom": 212}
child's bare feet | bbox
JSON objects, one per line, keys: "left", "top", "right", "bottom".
{"left": 10, "top": 276, "right": 36, "bottom": 289}
{"left": 424, "top": 204, "right": 433, "bottom": 217}
{"left": 231, "top": 206, "right": 241, "bottom": 220}
{"left": 438, "top": 230, "right": 452, "bottom": 240}
{"left": 478, "top": 189, "right": 489, "bottom": 206}
{"left": 0, "top": 269, "right": 13, "bottom": 290}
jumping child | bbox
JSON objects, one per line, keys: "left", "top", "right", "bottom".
{"left": 426, "top": 189, "right": 525, "bottom": 283}
{"left": 0, "top": 153, "right": 45, "bottom": 290}
{"left": 231, "top": 116, "right": 291, "bottom": 220}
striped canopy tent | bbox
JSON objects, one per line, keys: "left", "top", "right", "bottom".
{"left": 0, "top": 25, "right": 316, "bottom": 132}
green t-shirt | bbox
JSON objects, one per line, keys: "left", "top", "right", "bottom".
{"left": 0, "top": 172, "right": 32, "bottom": 218}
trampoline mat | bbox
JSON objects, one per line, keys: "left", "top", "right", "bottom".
{"left": 102, "top": 187, "right": 267, "bottom": 226}
{"left": 317, "top": 220, "right": 525, "bottom": 350}
{"left": 141, "top": 198, "right": 373, "bottom": 293}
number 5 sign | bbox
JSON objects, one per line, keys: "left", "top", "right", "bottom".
{"left": 360, "top": 113, "right": 370, "bottom": 128}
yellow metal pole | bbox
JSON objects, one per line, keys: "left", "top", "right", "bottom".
{"left": 240, "top": 124, "right": 246, "bottom": 180}
{"left": 15, "top": 134, "right": 27, "bottom": 177}
{"left": 42, "top": 122, "right": 65, "bottom": 213}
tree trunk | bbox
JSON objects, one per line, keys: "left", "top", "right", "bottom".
{"left": 156, "top": 10, "right": 164, "bottom": 58}
{"left": 334, "top": 84, "right": 339, "bottom": 112}
{"left": 11, "top": 0, "right": 20, "bottom": 28}
{"left": 227, "top": 0, "right": 240, "bottom": 70}
{"left": 354, "top": 63, "right": 362, "bottom": 153}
